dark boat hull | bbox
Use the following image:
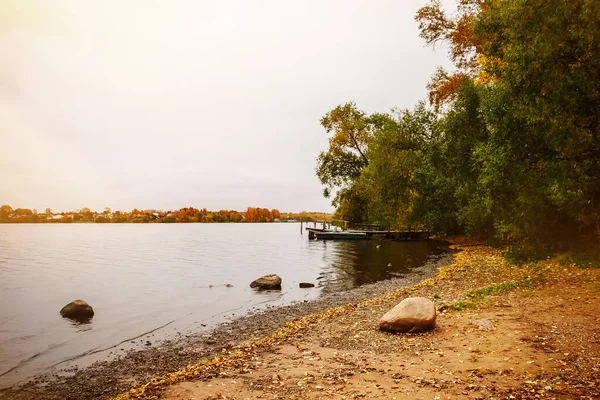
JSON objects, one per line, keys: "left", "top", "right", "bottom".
{"left": 314, "top": 232, "right": 367, "bottom": 240}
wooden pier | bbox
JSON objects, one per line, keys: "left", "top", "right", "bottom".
{"left": 304, "top": 226, "right": 429, "bottom": 241}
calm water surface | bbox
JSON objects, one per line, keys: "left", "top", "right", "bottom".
{"left": 0, "top": 223, "right": 448, "bottom": 386}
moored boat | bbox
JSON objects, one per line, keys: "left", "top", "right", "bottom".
{"left": 314, "top": 231, "right": 367, "bottom": 240}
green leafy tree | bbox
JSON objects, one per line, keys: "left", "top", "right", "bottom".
{"left": 316, "top": 102, "right": 375, "bottom": 199}
{"left": 473, "top": 0, "right": 600, "bottom": 243}
{"left": 366, "top": 103, "right": 435, "bottom": 229}
{"left": 412, "top": 0, "right": 600, "bottom": 246}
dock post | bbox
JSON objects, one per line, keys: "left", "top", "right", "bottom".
{"left": 300, "top": 217, "right": 303, "bottom": 235}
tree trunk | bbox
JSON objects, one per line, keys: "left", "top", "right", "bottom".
{"left": 347, "top": 129, "right": 369, "bottom": 166}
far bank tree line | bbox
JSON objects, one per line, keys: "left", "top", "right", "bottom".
{"left": 0, "top": 205, "right": 331, "bottom": 224}
{"left": 317, "top": 0, "right": 600, "bottom": 247}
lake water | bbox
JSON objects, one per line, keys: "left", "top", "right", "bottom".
{"left": 0, "top": 223, "right": 448, "bottom": 387}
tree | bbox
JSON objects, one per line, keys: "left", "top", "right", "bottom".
{"left": 13, "top": 208, "right": 33, "bottom": 216}
{"left": 316, "top": 103, "right": 377, "bottom": 199}
{"left": 365, "top": 103, "right": 435, "bottom": 229}
{"left": 80, "top": 207, "right": 92, "bottom": 221}
{"left": 271, "top": 209, "right": 281, "bottom": 220}
{"left": 413, "top": 0, "right": 600, "bottom": 245}
{"left": 0, "top": 205, "right": 12, "bottom": 221}
{"left": 474, "top": 0, "right": 600, "bottom": 243}
{"left": 415, "top": 0, "right": 482, "bottom": 110}
{"left": 332, "top": 183, "right": 373, "bottom": 225}
{"left": 244, "top": 207, "right": 257, "bottom": 222}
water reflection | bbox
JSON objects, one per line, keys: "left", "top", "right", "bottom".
{"left": 315, "top": 239, "right": 450, "bottom": 294}
{"left": 63, "top": 317, "right": 94, "bottom": 332}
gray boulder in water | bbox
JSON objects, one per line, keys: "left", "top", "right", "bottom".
{"left": 60, "top": 299, "right": 95, "bottom": 319}
{"left": 379, "top": 297, "right": 436, "bottom": 333}
{"left": 250, "top": 274, "right": 282, "bottom": 290}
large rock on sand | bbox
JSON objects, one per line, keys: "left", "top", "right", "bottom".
{"left": 379, "top": 297, "right": 435, "bottom": 333}
{"left": 60, "top": 299, "right": 95, "bottom": 319}
{"left": 250, "top": 274, "right": 282, "bottom": 290}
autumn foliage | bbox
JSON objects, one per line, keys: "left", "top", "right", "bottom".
{"left": 415, "top": 0, "right": 483, "bottom": 110}
{"left": 0, "top": 205, "right": 294, "bottom": 224}
{"left": 243, "top": 207, "right": 280, "bottom": 223}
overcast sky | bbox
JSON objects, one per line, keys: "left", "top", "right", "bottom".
{"left": 0, "top": 1, "right": 454, "bottom": 213}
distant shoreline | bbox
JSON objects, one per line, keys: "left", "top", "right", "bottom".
{"left": 0, "top": 205, "right": 332, "bottom": 224}
{"left": 0, "top": 220, "right": 291, "bottom": 224}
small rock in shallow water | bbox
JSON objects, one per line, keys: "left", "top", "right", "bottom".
{"left": 250, "top": 274, "right": 282, "bottom": 290}
{"left": 60, "top": 299, "right": 94, "bottom": 319}
{"left": 299, "top": 282, "right": 315, "bottom": 288}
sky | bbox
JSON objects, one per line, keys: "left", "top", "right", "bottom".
{"left": 0, "top": 1, "right": 455, "bottom": 213}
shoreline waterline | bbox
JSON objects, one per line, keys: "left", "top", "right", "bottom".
{"left": 0, "top": 252, "right": 453, "bottom": 400}
{"left": 0, "top": 223, "right": 451, "bottom": 387}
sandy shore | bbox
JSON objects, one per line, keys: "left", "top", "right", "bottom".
{"left": 0, "top": 248, "right": 451, "bottom": 400}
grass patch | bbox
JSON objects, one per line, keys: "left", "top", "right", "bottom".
{"left": 556, "top": 251, "right": 600, "bottom": 269}
{"left": 438, "top": 277, "right": 539, "bottom": 312}
{"left": 438, "top": 300, "right": 476, "bottom": 312}
{"left": 466, "top": 278, "right": 536, "bottom": 300}
{"left": 503, "top": 245, "right": 552, "bottom": 265}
